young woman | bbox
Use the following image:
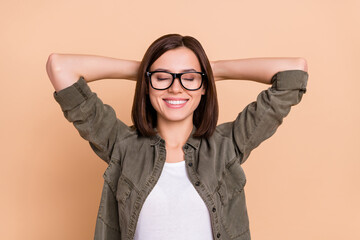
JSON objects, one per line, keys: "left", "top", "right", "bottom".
{"left": 47, "top": 33, "right": 308, "bottom": 240}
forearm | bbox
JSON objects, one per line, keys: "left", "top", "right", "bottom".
{"left": 212, "top": 57, "right": 308, "bottom": 84}
{"left": 46, "top": 53, "right": 140, "bottom": 92}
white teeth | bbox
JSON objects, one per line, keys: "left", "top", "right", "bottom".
{"left": 165, "top": 100, "right": 187, "bottom": 105}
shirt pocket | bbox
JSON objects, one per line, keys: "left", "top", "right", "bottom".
{"left": 116, "top": 174, "right": 135, "bottom": 229}
{"left": 116, "top": 174, "right": 133, "bottom": 211}
{"left": 216, "top": 158, "right": 249, "bottom": 238}
{"left": 217, "top": 157, "right": 247, "bottom": 204}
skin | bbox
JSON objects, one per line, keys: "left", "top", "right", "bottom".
{"left": 148, "top": 47, "right": 206, "bottom": 163}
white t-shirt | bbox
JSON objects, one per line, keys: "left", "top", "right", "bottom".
{"left": 134, "top": 160, "right": 213, "bottom": 240}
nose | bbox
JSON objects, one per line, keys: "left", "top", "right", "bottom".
{"left": 168, "top": 77, "right": 183, "bottom": 93}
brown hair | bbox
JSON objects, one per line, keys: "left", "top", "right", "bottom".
{"left": 131, "top": 33, "right": 219, "bottom": 138}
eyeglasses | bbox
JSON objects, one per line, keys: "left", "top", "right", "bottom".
{"left": 146, "top": 71, "right": 206, "bottom": 91}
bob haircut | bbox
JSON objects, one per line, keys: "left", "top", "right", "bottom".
{"left": 131, "top": 33, "right": 219, "bottom": 139}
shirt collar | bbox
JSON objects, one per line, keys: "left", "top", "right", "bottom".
{"left": 150, "top": 125, "right": 201, "bottom": 150}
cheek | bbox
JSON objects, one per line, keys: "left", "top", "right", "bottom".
{"left": 148, "top": 90, "right": 161, "bottom": 111}
{"left": 149, "top": 94, "right": 156, "bottom": 109}
{"left": 201, "top": 87, "right": 206, "bottom": 95}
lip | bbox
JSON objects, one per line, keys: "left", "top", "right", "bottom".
{"left": 163, "top": 98, "right": 189, "bottom": 109}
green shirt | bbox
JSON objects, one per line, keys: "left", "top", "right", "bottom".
{"left": 53, "top": 69, "right": 308, "bottom": 240}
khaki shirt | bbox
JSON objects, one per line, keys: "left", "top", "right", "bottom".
{"left": 53, "top": 70, "right": 308, "bottom": 240}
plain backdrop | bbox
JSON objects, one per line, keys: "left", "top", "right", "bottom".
{"left": 1, "top": 0, "right": 359, "bottom": 239}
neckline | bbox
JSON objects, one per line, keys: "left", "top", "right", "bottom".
{"left": 164, "top": 160, "right": 185, "bottom": 167}
{"left": 150, "top": 125, "right": 201, "bottom": 149}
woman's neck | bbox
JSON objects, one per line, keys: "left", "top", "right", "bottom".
{"left": 156, "top": 118, "right": 193, "bottom": 148}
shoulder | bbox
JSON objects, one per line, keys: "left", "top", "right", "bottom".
{"left": 203, "top": 122, "right": 237, "bottom": 149}
{"left": 214, "top": 121, "right": 235, "bottom": 139}
{"left": 116, "top": 127, "right": 154, "bottom": 151}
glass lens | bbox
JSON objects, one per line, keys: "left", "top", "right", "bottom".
{"left": 151, "top": 72, "right": 172, "bottom": 89}
{"left": 181, "top": 73, "right": 202, "bottom": 90}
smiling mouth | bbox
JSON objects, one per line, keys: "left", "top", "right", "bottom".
{"left": 163, "top": 99, "right": 189, "bottom": 108}
{"left": 164, "top": 99, "right": 188, "bottom": 105}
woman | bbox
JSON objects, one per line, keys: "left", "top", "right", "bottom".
{"left": 47, "top": 33, "right": 308, "bottom": 240}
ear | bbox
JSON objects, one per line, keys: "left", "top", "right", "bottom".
{"left": 201, "top": 87, "right": 206, "bottom": 95}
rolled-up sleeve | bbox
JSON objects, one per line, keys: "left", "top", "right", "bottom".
{"left": 53, "top": 76, "right": 130, "bottom": 164}
{"left": 230, "top": 70, "right": 309, "bottom": 164}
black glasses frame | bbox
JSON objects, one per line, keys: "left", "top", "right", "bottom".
{"left": 146, "top": 70, "right": 206, "bottom": 91}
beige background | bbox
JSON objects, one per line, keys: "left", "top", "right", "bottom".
{"left": 1, "top": 0, "right": 359, "bottom": 239}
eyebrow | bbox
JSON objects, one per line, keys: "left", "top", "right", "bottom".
{"left": 153, "top": 68, "right": 198, "bottom": 72}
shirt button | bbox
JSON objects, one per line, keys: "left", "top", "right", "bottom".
{"left": 188, "top": 162, "right": 193, "bottom": 167}
{"left": 195, "top": 181, "right": 200, "bottom": 186}
{"left": 212, "top": 207, "right": 216, "bottom": 212}
{"left": 217, "top": 233, "right": 221, "bottom": 238}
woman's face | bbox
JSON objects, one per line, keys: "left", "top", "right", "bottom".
{"left": 148, "top": 46, "right": 205, "bottom": 125}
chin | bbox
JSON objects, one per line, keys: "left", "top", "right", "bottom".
{"left": 159, "top": 113, "right": 193, "bottom": 123}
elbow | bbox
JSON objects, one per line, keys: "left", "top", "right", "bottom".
{"left": 46, "top": 53, "right": 62, "bottom": 76}
{"left": 297, "top": 57, "right": 308, "bottom": 73}
{"left": 46, "top": 53, "right": 68, "bottom": 92}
